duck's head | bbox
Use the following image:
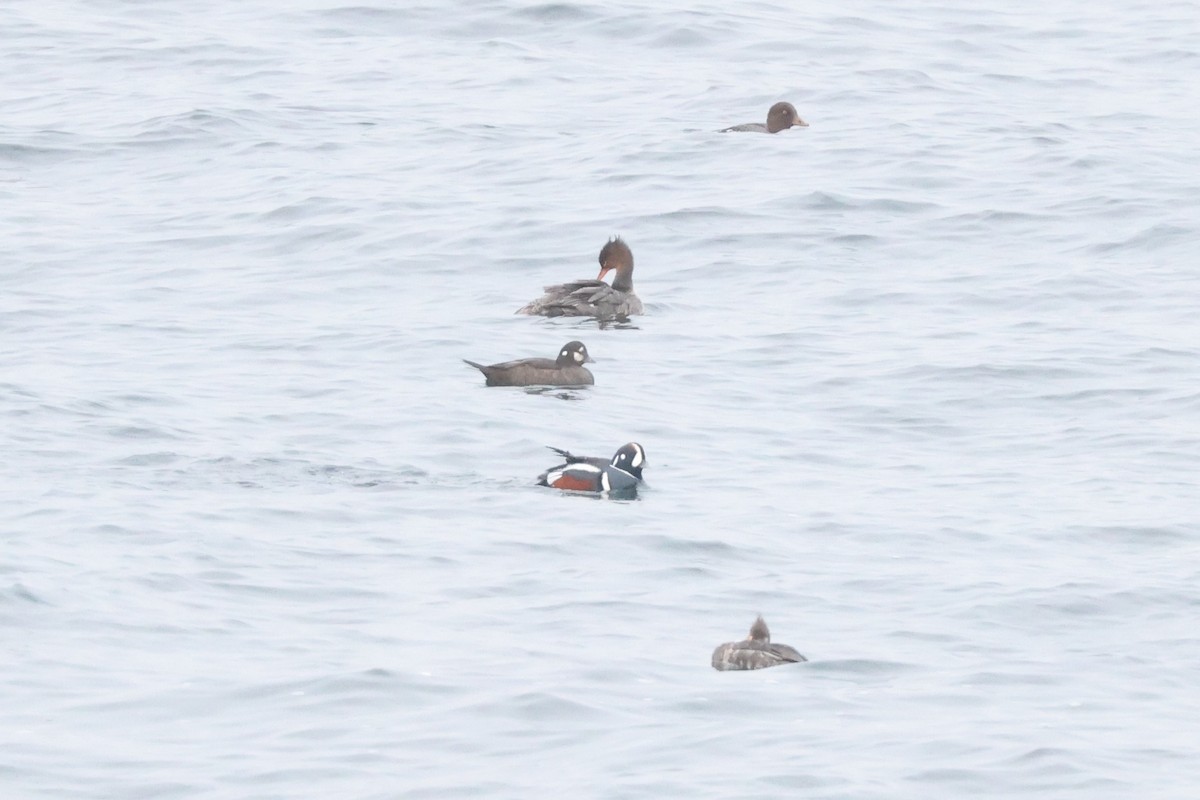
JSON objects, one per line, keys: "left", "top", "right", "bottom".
{"left": 556, "top": 340, "right": 594, "bottom": 367}
{"left": 609, "top": 442, "right": 646, "bottom": 479}
{"left": 748, "top": 615, "right": 771, "bottom": 642}
{"left": 766, "top": 102, "right": 808, "bottom": 133}
{"left": 596, "top": 237, "right": 635, "bottom": 289}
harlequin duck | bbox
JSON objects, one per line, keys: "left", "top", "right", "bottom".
{"left": 721, "top": 102, "right": 808, "bottom": 134}
{"left": 517, "top": 238, "right": 643, "bottom": 319}
{"left": 463, "top": 341, "right": 594, "bottom": 387}
{"left": 711, "top": 616, "right": 806, "bottom": 671}
{"left": 537, "top": 442, "right": 646, "bottom": 493}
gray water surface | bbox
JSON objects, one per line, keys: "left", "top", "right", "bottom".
{"left": 4, "top": 1, "right": 1200, "bottom": 797}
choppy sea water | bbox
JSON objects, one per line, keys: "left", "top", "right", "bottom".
{"left": 4, "top": 0, "right": 1200, "bottom": 797}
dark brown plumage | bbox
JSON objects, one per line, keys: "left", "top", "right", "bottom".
{"left": 463, "top": 340, "right": 594, "bottom": 387}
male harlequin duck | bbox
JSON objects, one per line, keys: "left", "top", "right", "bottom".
{"left": 517, "top": 238, "right": 643, "bottom": 319}
{"left": 711, "top": 616, "right": 806, "bottom": 671}
{"left": 463, "top": 341, "right": 594, "bottom": 387}
{"left": 721, "top": 102, "right": 808, "bottom": 134}
{"left": 537, "top": 442, "right": 646, "bottom": 493}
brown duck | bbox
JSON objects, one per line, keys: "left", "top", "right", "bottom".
{"left": 721, "top": 102, "right": 808, "bottom": 134}
{"left": 516, "top": 238, "right": 643, "bottom": 319}
{"left": 463, "top": 340, "right": 594, "bottom": 387}
{"left": 711, "top": 616, "right": 807, "bottom": 671}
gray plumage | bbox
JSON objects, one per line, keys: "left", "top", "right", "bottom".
{"left": 722, "top": 122, "right": 771, "bottom": 133}
{"left": 464, "top": 341, "right": 594, "bottom": 387}
{"left": 711, "top": 615, "right": 806, "bottom": 671}
{"left": 544, "top": 446, "right": 608, "bottom": 470}
{"left": 517, "top": 238, "right": 642, "bottom": 319}
{"left": 721, "top": 102, "right": 808, "bottom": 134}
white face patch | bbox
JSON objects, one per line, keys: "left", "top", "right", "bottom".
{"left": 561, "top": 350, "right": 569, "bottom": 359}
{"left": 573, "top": 349, "right": 585, "bottom": 363}
{"left": 630, "top": 446, "right": 644, "bottom": 468}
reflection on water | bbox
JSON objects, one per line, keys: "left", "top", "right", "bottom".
{"left": 523, "top": 386, "right": 591, "bottom": 400}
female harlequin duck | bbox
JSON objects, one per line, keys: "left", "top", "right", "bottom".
{"left": 517, "top": 238, "right": 643, "bottom": 319}
{"left": 721, "top": 102, "right": 809, "bottom": 134}
{"left": 537, "top": 442, "right": 646, "bottom": 493}
{"left": 463, "top": 341, "right": 594, "bottom": 387}
{"left": 711, "top": 616, "right": 806, "bottom": 671}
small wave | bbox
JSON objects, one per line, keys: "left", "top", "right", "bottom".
{"left": 0, "top": 583, "right": 47, "bottom": 606}
{"left": 1087, "top": 223, "right": 1194, "bottom": 254}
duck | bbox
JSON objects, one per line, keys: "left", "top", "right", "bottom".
{"left": 517, "top": 238, "right": 643, "bottom": 319}
{"left": 463, "top": 341, "right": 594, "bottom": 387}
{"left": 711, "top": 615, "right": 806, "bottom": 671}
{"left": 721, "top": 102, "right": 808, "bottom": 134}
{"left": 537, "top": 442, "right": 646, "bottom": 493}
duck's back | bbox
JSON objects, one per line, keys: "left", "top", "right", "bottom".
{"left": 518, "top": 279, "right": 640, "bottom": 318}
{"left": 545, "top": 446, "right": 609, "bottom": 469}
{"left": 720, "top": 122, "right": 768, "bottom": 133}
{"left": 711, "top": 640, "right": 806, "bottom": 671}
